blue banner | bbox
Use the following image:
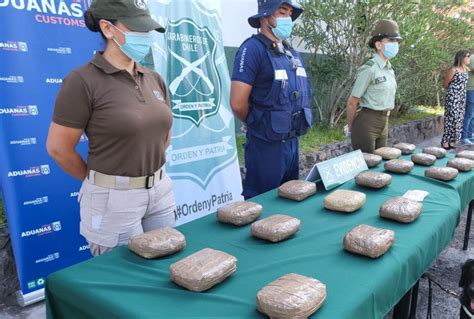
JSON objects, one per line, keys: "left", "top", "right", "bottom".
{"left": 0, "top": 0, "right": 100, "bottom": 304}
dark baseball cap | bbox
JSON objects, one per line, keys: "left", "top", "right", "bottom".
{"left": 89, "top": 0, "right": 165, "bottom": 33}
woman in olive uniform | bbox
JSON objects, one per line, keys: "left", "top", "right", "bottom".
{"left": 47, "top": 0, "right": 176, "bottom": 256}
{"left": 347, "top": 19, "right": 402, "bottom": 153}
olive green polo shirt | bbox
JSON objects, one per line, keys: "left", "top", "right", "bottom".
{"left": 53, "top": 52, "right": 173, "bottom": 177}
{"left": 467, "top": 59, "right": 474, "bottom": 91}
{"left": 351, "top": 54, "right": 397, "bottom": 111}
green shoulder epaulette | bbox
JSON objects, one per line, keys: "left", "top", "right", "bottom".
{"left": 364, "top": 59, "right": 374, "bottom": 66}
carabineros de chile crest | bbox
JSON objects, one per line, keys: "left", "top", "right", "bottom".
{"left": 166, "top": 18, "right": 221, "bottom": 126}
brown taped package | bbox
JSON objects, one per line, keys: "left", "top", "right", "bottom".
{"left": 393, "top": 143, "right": 416, "bottom": 155}
{"left": 363, "top": 152, "right": 383, "bottom": 168}
{"left": 379, "top": 197, "right": 423, "bottom": 223}
{"left": 422, "top": 147, "right": 446, "bottom": 159}
{"left": 355, "top": 171, "right": 392, "bottom": 189}
{"left": 374, "top": 147, "right": 402, "bottom": 160}
{"left": 251, "top": 214, "right": 300, "bottom": 242}
{"left": 324, "top": 189, "right": 366, "bottom": 213}
{"left": 170, "top": 248, "right": 237, "bottom": 292}
{"left": 217, "top": 201, "right": 263, "bottom": 226}
{"left": 278, "top": 180, "right": 317, "bottom": 201}
{"left": 384, "top": 159, "right": 414, "bottom": 174}
{"left": 425, "top": 166, "right": 458, "bottom": 181}
{"left": 257, "top": 273, "right": 326, "bottom": 318}
{"left": 128, "top": 227, "right": 186, "bottom": 259}
{"left": 447, "top": 158, "right": 474, "bottom": 172}
{"left": 456, "top": 150, "right": 474, "bottom": 161}
{"left": 411, "top": 153, "right": 437, "bottom": 166}
{"left": 343, "top": 224, "right": 395, "bottom": 258}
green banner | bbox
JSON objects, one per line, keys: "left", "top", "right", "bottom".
{"left": 148, "top": 0, "right": 242, "bottom": 226}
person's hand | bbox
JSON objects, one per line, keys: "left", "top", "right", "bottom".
{"left": 344, "top": 124, "right": 351, "bottom": 138}
{"left": 240, "top": 122, "right": 248, "bottom": 134}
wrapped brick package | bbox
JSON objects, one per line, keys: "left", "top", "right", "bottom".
{"left": 374, "top": 147, "right": 402, "bottom": 160}
{"left": 251, "top": 214, "right": 300, "bottom": 243}
{"left": 128, "top": 227, "right": 186, "bottom": 259}
{"left": 384, "top": 159, "right": 414, "bottom": 174}
{"left": 379, "top": 197, "right": 423, "bottom": 223}
{"left": 324, "top": 189, "right": 366, "bottom": 213}
{"left": 256, "top": 273, "right": 326, "bottom": 318}
{"left": 411, "top": 153, "right": 437, "bottom": 166}
{"left": 393, "top": 143, "right": 416, "bottom": 155}
{"left": 422, "top": 147, "right": 446, "bottom": 159}
{"left": 447, "top": 158, "right": 474, "bottom": 172}
{"left": 355, "top": 171, "right": 392, "bottom": 189}
{"left": 170, "top": 248, "right": 237, "bottom": 292}
{"left": 425, "top": 166, "right": 458, "bottom": 181}
{"left": 278, "top": 180, "right": 317, "bottom": 201}
{"left": 343, "top": 224, "right": 395, "bottom": 258}
{"left": 456, "top": 150, "right": 474, "bottom": 161}
{"left": 363, "top": 152, "right": 383, "bottom": 168}
{"left": 217, "top": 201, "right": 263, "bottom": 226}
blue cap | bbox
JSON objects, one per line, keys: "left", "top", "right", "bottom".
{"left": 248, "top": 0, "right": 303, "bottom": 28}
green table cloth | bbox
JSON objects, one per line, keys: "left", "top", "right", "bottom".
{"left": 45, "top": 171, "right": 466, "bottom": 318}
{"left": 378, "top": 148, "right": 474, "bottom": 212}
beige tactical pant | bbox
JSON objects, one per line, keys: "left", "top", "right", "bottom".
{"left": 78, "top": 170, "right": 176, "bottom": 256}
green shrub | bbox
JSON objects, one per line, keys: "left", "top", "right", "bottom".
{"left": 294, "top": 1, "right": 473, "bottom": 126}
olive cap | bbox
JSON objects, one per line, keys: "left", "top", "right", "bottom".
{"left": 89, "top": 0, "right": 165, "bottom": 33}
{"left": 372, "top": 19, "right": 402, "bottom": 39}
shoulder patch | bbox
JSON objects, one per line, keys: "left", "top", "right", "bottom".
{"left": 365, "top": 59, "right": 375, "bottom": 66}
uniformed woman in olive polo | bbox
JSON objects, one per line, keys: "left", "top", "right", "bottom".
{"left": 46, "top": 0, "right": 176, "bottom": 256}
{"left": 347, "top": 19, "right": 401, "bottom": 153}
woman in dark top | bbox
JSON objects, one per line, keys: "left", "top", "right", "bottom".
{"left": 46, "top": 0, "right": 176, "bottom": 256}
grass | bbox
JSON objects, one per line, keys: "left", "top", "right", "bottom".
{"left": 389, "top": 105, "right": 444, "bottom": 126}
{"left": 299, "top": 125, "right": 345, "bottom": 153}
{"left": 236, "top": 134, "right": 246, "bottom": 165}
{"left": 236, "top": 125, "right": 346, "bottom": 166}
{"left": 235, "top": 106, "right": 444, "bottom": 165}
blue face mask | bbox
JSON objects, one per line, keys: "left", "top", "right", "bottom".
{"left": 272, "top": 16, "right": 293, "bottom": 40}
{"left": 383, "top": 42, "right": 399, "bottom": 59}
{"left": 112, "top": 24, "right": 152, "bottom": 63}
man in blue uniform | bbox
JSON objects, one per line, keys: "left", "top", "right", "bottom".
{"left": 230, "top": 0, "right": 312, "bottom": 199}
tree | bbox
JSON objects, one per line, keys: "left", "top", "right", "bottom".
{"left": 294, "top": 0, "right": 473, "bottom": 126}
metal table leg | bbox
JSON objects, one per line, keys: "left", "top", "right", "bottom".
{"left": 463, "top": 200, "right": 473, "bottom": 251}
{"left": 393, "top": 288, "right": 412, "bottom": 319}
{"left": 409, "top": 280, "right": 419, "bottom": 319}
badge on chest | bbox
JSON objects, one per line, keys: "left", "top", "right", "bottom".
{"left": 153, "top": 90, "right": 165, "bottom": 102}
{"left": 374, "top": 76, "right": 387, "bottom": 84}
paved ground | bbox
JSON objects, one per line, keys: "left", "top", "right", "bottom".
{"left": 408, "top": 136, "right": 474, "bottom": 319}
{"left": 409, "top": 206, "right": 473, "bottom": 319}
{"left": 0, "top": 135, "right": 472, "bottom": 319}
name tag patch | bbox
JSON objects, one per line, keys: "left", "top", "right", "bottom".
{"left": 275, "top": 69, "right": 288, "bottom": 80}
{"left": 374, "top": 76, "right": 387, "bottom": 84}
{"left": 296, "top": 67, "right": 307, "bottom": 77}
